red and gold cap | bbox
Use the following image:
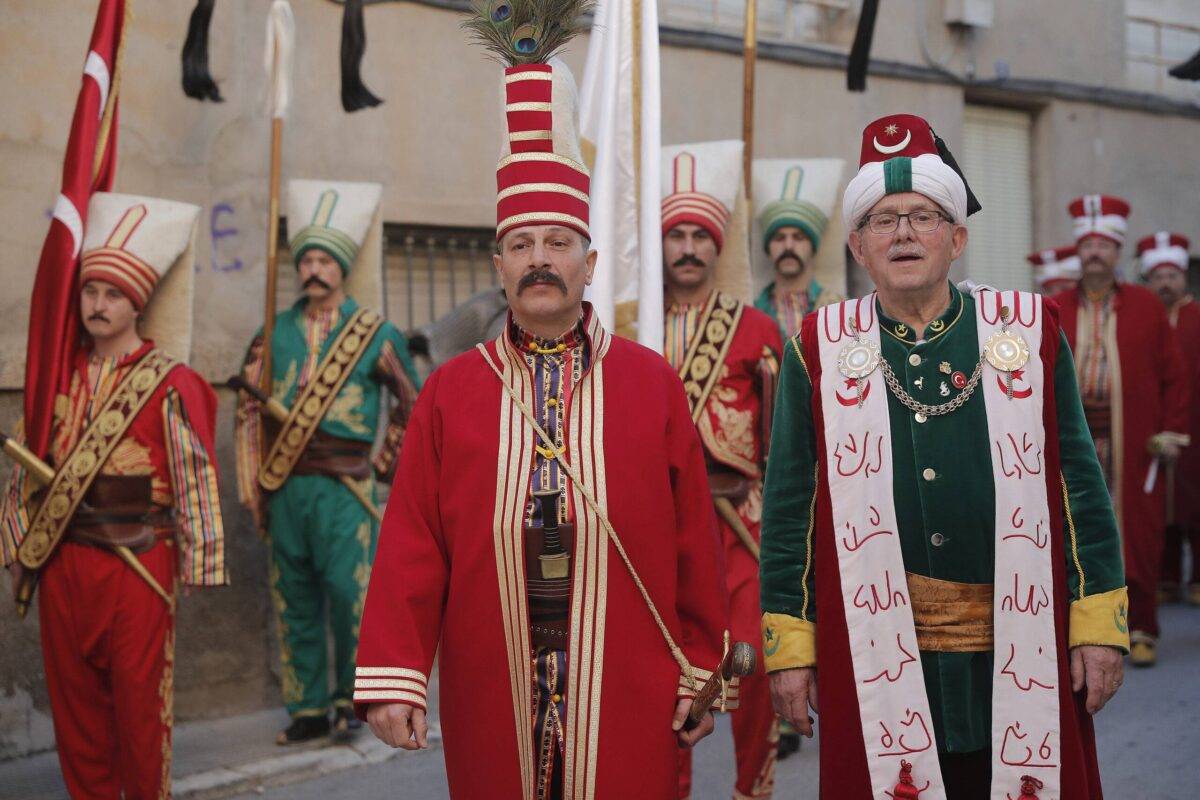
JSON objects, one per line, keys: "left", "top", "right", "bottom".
{"left": 80, "top": 193, "right": 201, "bottom": 310}
{"left": 1068, "top": 195, "right": 1131, "bottom": 246}
{"left": 1137, "top": 231, "right": 1191, "bottom": 275}
{"left": 660, "top": 140, "right": 743, "bottom": 253}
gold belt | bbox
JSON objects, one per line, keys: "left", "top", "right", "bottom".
{"left": 907, "top": 572, "right": 993, "bottom": 653}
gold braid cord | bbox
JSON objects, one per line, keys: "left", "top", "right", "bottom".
{"left": 258, "top": 308, "right": 384, "bottom": 491}
{"left": 477, "top": 344, "right": 696, "bottom": 686}
{"left": 18, "top": 350, "right": 178, "bottom": 569}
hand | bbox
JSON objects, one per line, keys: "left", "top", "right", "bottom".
{"left": 1070, "top": 645, "right": 1123, "bottom": 714}
{"left": 366, "top": 702, "right": 428, "bottom": 750}
{"left": 769, "top": 667, "right": 818, "bottom": 737}
{"left": 672, "top": 697, "right": 714, "bottom": 748}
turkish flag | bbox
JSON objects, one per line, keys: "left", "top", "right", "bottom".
{"left": 23, "top": 0, "right": 126, "bottom": 458}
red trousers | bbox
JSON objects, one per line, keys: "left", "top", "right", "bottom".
{"left": 38, "top": 540, "right": 176, "bottom": 800}
{"left": 678, "top": 511, "right": 776, "bottom": 799}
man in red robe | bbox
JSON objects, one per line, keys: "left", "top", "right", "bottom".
{"left": 354, "top": 14, "right": 731, "bottom": 799}
{"left": 1054, "top": 198, "right": 1191, "bottom": 667}
{"left": 1, "top": 193, "right": 227, "bottom": 798}
{"left": 660, "top": 141, "right": 783, "bottom": 799}
{"left": 1139, "top": 232, "right": 1200, "bottom": 606}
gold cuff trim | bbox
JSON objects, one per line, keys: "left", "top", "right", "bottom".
{"left": 1069, "top": 586, "right": 1130, "bottom": 653}
{"left": 354, "top": 678, "right": 426, "bottom": 691}
{"left": 353, "top": 689, "right": 427, "bottom": 708}
{"left": 762, "top": 613, "right": 816, "bottom": 672}
{"left": 355, "top": 666, "right": 427, "bottom": 684}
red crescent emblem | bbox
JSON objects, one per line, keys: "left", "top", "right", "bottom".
{"left": 995, "top": 371, "right": 1033, "bottom": 400}
{"left": 836, "top": 380, "right": 871, "bottom": 407}
{"left": 951, "top": 371, "right": 967, "bottom": 389}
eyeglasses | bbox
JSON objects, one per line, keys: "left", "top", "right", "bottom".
{"left": 859, "top": 210, "right": 950, "bottom": 235}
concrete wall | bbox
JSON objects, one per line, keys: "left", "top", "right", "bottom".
{"left": 1, "top": 0, "right": 1199, "bottom": 759}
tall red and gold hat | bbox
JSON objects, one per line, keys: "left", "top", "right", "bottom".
{"left": 660, "top": 141, "right": 743, "bottom": 252}
{"left": 1068, "top": 195, "right": 1130, "bottom": 246}
{"left": 465, "top": 1, "right": 593, "bottom": 242}
{"left": 1137, "top": 231, "right": 1191, "bottom": 276}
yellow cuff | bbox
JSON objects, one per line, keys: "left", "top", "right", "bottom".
{"left": 762, "top": 613, "right": 816, "bottom": 672}
{"left": 1069, "top": 586, "right": 1131, "bottom": 653}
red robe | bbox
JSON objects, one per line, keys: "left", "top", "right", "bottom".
{"left": 355, "top": 309, "right": 729, "bottom": 799}
{"left": 800, "top": 302, "right": 1106, "bottom": 799}
{"left": 669, "top": 297, "right": 782, "bottom": 799}
{"left": 1163, "top": 296, "right": 1200, "bottom": 583}
{"left": 1055, "top": 283, "right": 1190, "bottom": 634}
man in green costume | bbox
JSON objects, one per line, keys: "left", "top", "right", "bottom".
{"left": 760, "top": 115, "right": 1127, "bottom": 799}
{"left": 236, "top": 179, "right": 421, "bottom": 744}
{"left": 752, "top": 159, "right": 844, "bottom": 342}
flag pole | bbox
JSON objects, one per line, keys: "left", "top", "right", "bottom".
{"left": 741, "top": 0, "right": 757, "bottom": 206}
{"left": 261, "top": 2, "right": 294, "bottom": 401}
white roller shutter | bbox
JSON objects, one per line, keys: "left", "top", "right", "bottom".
{"left": 962, "top": 106, "right": 1033, "bottom": 291}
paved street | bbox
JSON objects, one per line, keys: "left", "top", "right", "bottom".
{"left": 232, "top": 605, "right": 1200, "bottom": 800}
{"left": 5, "top": 605, "right": 1198, "bottom": 800}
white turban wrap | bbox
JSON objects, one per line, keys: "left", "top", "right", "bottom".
{"left": 841, "top": 153, "right": 967, "bottom": 234}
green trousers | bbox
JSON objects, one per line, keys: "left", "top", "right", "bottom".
{"left": 267, "top": 474, "right": 377, "bottom": 718}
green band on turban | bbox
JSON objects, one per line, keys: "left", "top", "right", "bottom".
{"left": 759, "top": 199, "right": 828, "bottom": 252}
{"left": 290, "top": 225, "right": 358, "bottom": 275}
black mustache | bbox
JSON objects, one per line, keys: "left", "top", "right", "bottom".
{"left": 87, "top": 313, "right": 110, "bottom": 323}
{"left": 303, "top": 276, "right": 332, "bottom": 291}
{"left": 672, "top": 255, "right": 705, "bottom": 268}
{"left": 517, "top": 269, "right": 567, "bottom": 295}
{"left": 774, "top": 250, "right": 802, "bottom": 267}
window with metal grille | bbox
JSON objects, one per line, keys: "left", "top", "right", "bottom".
{"left": 660, "top": 0, "right": 857, "bottom": 48}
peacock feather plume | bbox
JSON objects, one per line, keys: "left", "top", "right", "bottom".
{"left": 463, "top": 0, "right": 595, "bottom": 66}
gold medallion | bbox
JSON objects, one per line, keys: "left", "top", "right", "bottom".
{"left": 838, "top": 339, "right": 881, "bottom": 380}
{"left": 984, "top": 330, "right": 1029, "bottom": 373}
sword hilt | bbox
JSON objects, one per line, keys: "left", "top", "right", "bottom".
{"left": 226, "top": 375, "right": 290, "bottom": 423}
{"left": 684, "top": 642, "right": 756, "bottom": 729}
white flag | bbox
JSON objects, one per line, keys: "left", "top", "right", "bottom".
{"left": 579, "top": 0, "right": 663, "bottom": 351}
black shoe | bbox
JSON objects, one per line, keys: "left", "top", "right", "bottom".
{"left": 332, "top": 706, "right": 362, "bottom": 742}
{"left": 276, "top": 714, "right": 330, "bottom": 746}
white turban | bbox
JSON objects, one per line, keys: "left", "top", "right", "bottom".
{"left": 841, "top": 153, "right": 967, "bottom": 234}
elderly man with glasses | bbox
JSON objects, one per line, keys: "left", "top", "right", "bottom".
{"left": 759, "top": 114, "right": 1129, "bottom": 800}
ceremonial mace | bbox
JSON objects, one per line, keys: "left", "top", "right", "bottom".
{"left": 0, "top": 432, "right": 172, "bottom": 617}
{"left": 683, "top": 641, "right": 756, "bottom": 731}
{"left": 225, "top": 375, "right": 383, "bottom": 523}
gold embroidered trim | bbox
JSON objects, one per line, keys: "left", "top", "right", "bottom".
{"left": 677, "top": 291, "right": 746, "bottom": 423}
{"left": 18, "top": 349, "right": 177, "bottom": 569}
{"left": 1060, "top": 472, "right": 1086, "bottom": 598}
{"left": 801, "top": 464, "right": 819, "bottom": 621}
{"left": 258, "top": 308, "right": 383, "bottom": 491}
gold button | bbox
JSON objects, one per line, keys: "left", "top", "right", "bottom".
{"left": 908, "top": 354, "right": 922, "bottom": 367}
{"left": 914, "top": 412, "right": 927, "bottom": 423}
{"left": 922, "top": 468, "right": 936, "bottom": 481}
{"left": 551, "top": 693, "right": 562, "bottom": 703}
{"left": 547, "top": 398, "right": 558, "bottom": 407}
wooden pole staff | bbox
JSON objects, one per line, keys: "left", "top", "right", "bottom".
{"left": 741, "top": 0, "right": 757, "bottom": 205}
{"left": 261, "top": 1, "right": 295, "bottom": 402}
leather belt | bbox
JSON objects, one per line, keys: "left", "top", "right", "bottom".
{"left": 907, "top": 572, "right": 993, "bottom": 653}
{"left": 266, "top": 420, "right": 372, "bottom": 481}
{"left": 65, "top": 475, "right": 174, "bottom": 554}
{"left": 707, "top": 468, "right": 751, "bottom": 505}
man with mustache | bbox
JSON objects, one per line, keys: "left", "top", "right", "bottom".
{"left": 752, "top": 161, "right": 844, "bottom": 342}
{"left": 1, "top": 193, "right": 226, "bottom": 798}
{"left": 661, "top": 141, "right": 783, "bottom": 800}
{"left": 762, "top": 115, "right": 1129, "bottom": 799}
{"left": 1135, "top": 233, "right": 1200, "bottom": 608}
{"left": 1052, "top": 200, "right": 1190, "bottom": 668}
{"left": 235, "top": 179, "right": 420, "bottom": 744}
{"left": 354, "top": 18, "right": 731, "bottom": 798}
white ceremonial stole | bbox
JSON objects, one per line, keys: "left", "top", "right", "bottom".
{"left": 817, "top": 295, "right": 945, "bottom": 798}
{"left": 975, "top": 289, "right": 1060, "bottom": 799}
{"left": 816, "top": 290, "right": 1059, "bottom": 799}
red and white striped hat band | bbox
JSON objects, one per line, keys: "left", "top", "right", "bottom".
{"left": 661, "top": 152, "right": 731, "bottom": 251}
{"left": 80, "top": 204, "right": 158, "bottom": 310}
{"left": 1069, "top": 194, "right": 1130, "bottom": 245}
{"left": 495, "top": 64, "right": 590, "bottom": 242}
{"left": 1138, "top": 231, "right": 1191, "bottom": 275}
